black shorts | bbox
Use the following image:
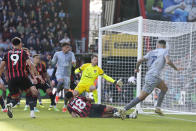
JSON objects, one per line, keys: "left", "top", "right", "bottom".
{"left": 35, "top": 83, "right": 50, "bottom": 92}
{"left": 8, "top": 77, "right": 33, "bottom": 96}
{"left": 88, "top": 104, "right": 106, "bottom": 118}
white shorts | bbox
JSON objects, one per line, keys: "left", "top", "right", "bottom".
{"left": 56, "top": 74, "right": 70, "bottom": 89}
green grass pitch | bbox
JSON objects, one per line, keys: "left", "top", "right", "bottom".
{"left": 0, "top": 99, "right": 196, "bottom": 131}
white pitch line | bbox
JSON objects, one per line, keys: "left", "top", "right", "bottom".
{"left": 144, "top": 114, "right": 196, "bottom": 123}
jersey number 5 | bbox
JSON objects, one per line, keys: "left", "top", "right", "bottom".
{"left": 10, "top": 54, "right": 19, "bottom": 65}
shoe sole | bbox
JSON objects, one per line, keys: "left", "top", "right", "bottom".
{"left": 155, "top": 110, "right": 164, "bottom": 116}
{"left": 7, "top": 105, "right": 13, "bottom": 118}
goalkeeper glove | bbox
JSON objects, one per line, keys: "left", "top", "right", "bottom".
{"left": 114, "top": 79, "right": 123, "bottom": 87}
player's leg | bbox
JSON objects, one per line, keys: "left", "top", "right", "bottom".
{"left": 44, "top": 83, "right": 59, "bottom": 111}
{"left": 37, "top": 90, "right": 44, "bottom": 108}
{"left": 0, "top": 83, "right": 7, "bottom": 112}
{"left": 155, "top": 80, "right": 168, "bottom": 115}
{"left": 89, "top": 86, "right": 98, "bottom": 104}
{"left": 55, "top": 78, "right": 64, "bottom": 103}
{"left": 24, "top": 95, "right": 29, "bottom": 111}
{"left": 62, "top": 77, "right": 71, "bottom": 112}
{"left": 27, "top": 85, "right": 38, "bottom": 118}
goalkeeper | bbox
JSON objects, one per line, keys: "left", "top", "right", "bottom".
{"left": 74, "top": 55, "right": 123, "bottom": 103}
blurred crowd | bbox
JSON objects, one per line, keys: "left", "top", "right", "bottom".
{"left": 0, "top": 0, "right": 71, "bottom": 59}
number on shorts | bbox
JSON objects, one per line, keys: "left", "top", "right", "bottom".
{"left": 10, "top": 54, "right": 19, "bottom": 65}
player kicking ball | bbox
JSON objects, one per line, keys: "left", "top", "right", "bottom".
{"left": 65, "top": 91, "right": 136, "bottom": 119}
{"left": 74, "top": 55, "right": 123, "bottom": 103}
{"left": 119, "top": 40, "right": 182, "bottom": 119}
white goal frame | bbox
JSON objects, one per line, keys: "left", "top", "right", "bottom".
{"left": 98, "top": 16, "right": 196, "bottom": 115}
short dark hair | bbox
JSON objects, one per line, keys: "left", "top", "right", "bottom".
{"left": 65, "top": 91, "right": 73, "bottom": 99}
{"left": 61, "top": 42, "right": 70, "bottom": 47}
{"left": 91, "top": 54, "right": 98, "bottom": 59}
{"left": 12, "top": 37, "right": 21, "bottom": 46}
{"left": 22, "top": 47, "right": 29, "bottom": 52}
{"left": 158, "top": 40, "right": 166, "bottom": 45}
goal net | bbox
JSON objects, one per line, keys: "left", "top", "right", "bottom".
{"left": 98, "top": 17, "right": 196, "bottom": 114}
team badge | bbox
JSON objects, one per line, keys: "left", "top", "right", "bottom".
{"left": 94, "top": 70, "right": 97, "bottom": 73}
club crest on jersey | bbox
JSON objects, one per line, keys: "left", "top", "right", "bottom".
{"left": 94, "top": 70, "right": 97, "bottom": 73}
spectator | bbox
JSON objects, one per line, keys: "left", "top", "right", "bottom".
{"left": 59, "top": 33, "right": 70, "bottom": 44}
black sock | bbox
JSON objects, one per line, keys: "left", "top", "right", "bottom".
{"left": 27, "top": 95, "right": 37, "bottom": 111}
{"left": 112, "top": 108, "right": 118, "bottom": 113}
{"left": 25, "top": 96, "right": 29, "bottom": 105}
{"left": 0, "top": 97, "right": 5, "bottom": 109}
{"left": 49, "top": 93, "right": 56, "bottom": 106}
{"left": 7, "top": 95, "right": 11, "bottom": 104}
{"left": 10, "top": 98, "right": 19, "bottom": 107}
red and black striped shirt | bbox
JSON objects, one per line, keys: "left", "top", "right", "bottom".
{"left": 36, "top": 63, "right": 46, "bottom": 83}
{"left": 3, "top": 49, "right": 29, "bottom": 80}
{"left": 67, "top": 96, "right": 92, "bottom": 117}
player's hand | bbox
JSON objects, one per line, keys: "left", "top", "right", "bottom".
{"left": 37, "top": 75, "right": 45, "bottom": 84}
{"left": 134, "top": 69, "right": 139, "bottom": 73}
{"left": 116, "top": 79, "right": 123, "bottom": 87}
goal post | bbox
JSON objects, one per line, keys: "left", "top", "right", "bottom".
{"left": 98, "top": 16, "right": 196, "bottom": 114}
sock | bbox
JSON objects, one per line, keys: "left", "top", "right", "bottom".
{"left": 6, "top": 95, "right": 11, "bottom": 104}
{"left": 156, "top": 90, "right": 167, "bottom": 108}
{"left": 38, "top": 92, "right": 42, "bottom": 104}
{"left": 25, "top": 96, "right": 29, "bottom": 105}
{"left": 112, "top": 108, "right": 118, "bottom": 113}
{"left": 64, "top": 97, "right": 68, "bottom": 108}
{"left": 27, "top": 95, "right": 37, "bottom": 111}
{"left": 57, "top": 81, "right": 64, "bottom": 93}
{"left": 92, "top": 90, "right": 98, "bottom": 104}
{"left": 49, "top": 92, "right": 56, "bottom": 106}
{"left": 0, "top": 97, "right": 5, "bottom": 109}
{"left": 10, "top": 98, "right": 19, "bottom": 107}
{"left": 124, "top": 97, "right": 141, "bottom": 110}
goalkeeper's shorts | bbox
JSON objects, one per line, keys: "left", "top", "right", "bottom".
{"left": 74, "top": 84, "right": 91, "bottom": 95}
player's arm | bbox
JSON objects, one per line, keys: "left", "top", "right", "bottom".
{"left": 165, "top": 2, "right": 185, "bottom": 14}
{"left": 48, "top": 53, "right": 58, "bottom": 66}
{"left": 74, "top": 64, "right": 88, "bottom": 74}
{"left": 99, "top": 68, "right": 123, "bottom": 87}
{"left": 135, "top": 57, "right": 148, "bottom": 73}
{"left": 71, "top": 52, "right": 76, "bottom": 67}
{"left": 26, "top": 59, "right": 39, "bottom": 78}
{"left": 0, "top": 61, "right": 6, "bottom": 77}
{"left": 165, "top": 56, "right": 179, "bottom": 71}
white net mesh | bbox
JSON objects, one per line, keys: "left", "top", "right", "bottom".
{"left": 99, "top": 17, "right": 196, "bottom": 114}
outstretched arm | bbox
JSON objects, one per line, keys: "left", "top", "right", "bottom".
{"left": 135, "top": 58, "right": 147, "bottom": 73}
{"left": 165, "top": 56, "right": 179, "bottom": 71}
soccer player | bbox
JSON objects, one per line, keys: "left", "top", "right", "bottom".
{"left": 74, "top": 55, "right": 123, "bottom": 103}
{"left": 0, "top": 77, "right": 7, "bottom": 113}
{"left": 66, "top": 91, "right": 136, "bottom": 119}
{"left": 0, "top": 37, "right": 38, "bottom": 118}
{"left": 119, "top": 40, "right": 181, "bottom": 119}
{"left": 48, "top": 42, "right": 76, "bottom": 112}
{"left": 32, "top": 54, "right": 58, "bottom": 111}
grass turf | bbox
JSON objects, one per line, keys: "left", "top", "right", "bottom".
{"left": 0, "top": 99, "right": 196, "bottom": 131}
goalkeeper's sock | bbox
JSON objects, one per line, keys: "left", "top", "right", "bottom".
{"left": 92, "top": 90, "right": 98, "bottom": 104}
{"left": 156, "top": 90, "right": 167, "bottom": 108}
{"left": 124, "top": 97, "right": 141, "bottom": 110}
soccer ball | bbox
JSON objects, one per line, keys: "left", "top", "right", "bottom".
{"left": 128, "top": 76, "right": 136, "bottom": 85}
